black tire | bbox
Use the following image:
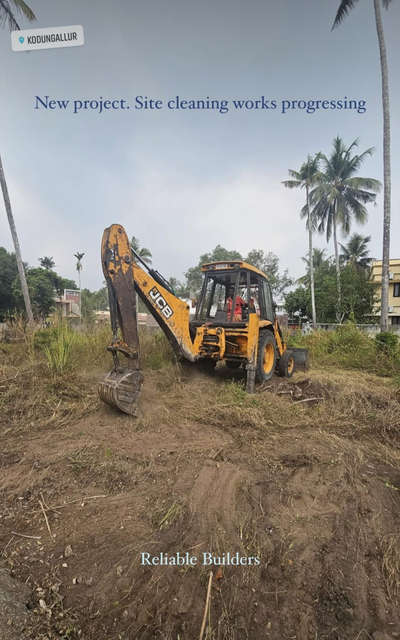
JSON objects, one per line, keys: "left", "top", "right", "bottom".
{"left": 256, "top": 331, "right": 277, "bottom": 383}
{"left": 277, "top": 350, "right": 296, "bottom": 378}
{"left": 226, "top": 360, "right": 242, "bottom": 370}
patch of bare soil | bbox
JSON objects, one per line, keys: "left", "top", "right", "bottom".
{"left": 1, "top": 366, "right": 400, "bottom": 640}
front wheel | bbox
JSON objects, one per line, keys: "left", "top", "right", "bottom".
{"left": 256, "top": 331, "right": 277, "bottom": 383}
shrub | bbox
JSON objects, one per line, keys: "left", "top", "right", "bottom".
{"left": 33, "top": 327, "right": 59, "bottom": 351}
{"left": 44, "top": 324, "right": 76, "bottom": 374}
{"left": 375, "top": 331, "right": 399, "bottom": 356}
{"left": 288, "top": 324, "right": 400, "bottom": 378}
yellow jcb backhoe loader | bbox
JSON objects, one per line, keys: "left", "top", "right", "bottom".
{"left": 99, "top": 224, "right": 308, "bottom": 415}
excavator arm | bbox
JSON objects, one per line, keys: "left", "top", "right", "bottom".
{"left": 98, "top": 224, "right": 197, "bottom": 415}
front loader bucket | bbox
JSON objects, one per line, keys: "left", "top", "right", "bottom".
{"left": 288, "top": 348, "right": 309, "bottom": 372}
{"left": 98, "top": 368, "right": 143, "bottom": 416}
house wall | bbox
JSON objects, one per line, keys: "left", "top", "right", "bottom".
{"left": 371, "top": 259, "right": 400, "bottom": 325}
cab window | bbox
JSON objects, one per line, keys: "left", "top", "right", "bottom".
{"left": 260, "top": 278, "right": 274, "bottom": 322}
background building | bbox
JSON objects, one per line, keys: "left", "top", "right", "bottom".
{"left": 371, "top": 260, "right": 400, "bottom": 326}
{"left": 55, "top": 289, "right": 80, "bottom": 319}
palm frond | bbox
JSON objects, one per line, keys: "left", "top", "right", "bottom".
{"left": 347, "top": 147, "right": 374, "bottom": 174}
{"left": 332, "top": 0, "right": 360, "bottom": 29}
{"left": 10, "top": 0, "right": 35, "bottom": 21}
{"left": 0, "top": 0, "right": 20, "bottom": 29}
{"left": 344, "top": 186, "right": 378, "bottom": 205}
{"left": 300, "top": 203, "right": 308, "bottom": 219}
{"left": 282, "top": 179, "right": 302, "bottom": 189}
{"left": 344, "top": 176, "right": 381, "bottom": 192}
{"left": 0, "top": 0, "right": 35, "bottom": 29}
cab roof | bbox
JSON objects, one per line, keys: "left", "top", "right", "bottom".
{"left": 201, "top": 260, "right": 268, "bottom": 280}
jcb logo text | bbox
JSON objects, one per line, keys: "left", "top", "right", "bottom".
{"left": 149, "top": 287, "right": 173, "bottom": 319}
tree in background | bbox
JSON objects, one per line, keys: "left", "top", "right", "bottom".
{"left": 168, "top": 277, "right": 190, "bottom": 298}
{"left": 245, "top": 249, "right": 292, "bottom": 298}
{"left": 282, "top": 154, "right": 320, "bottom": 326}
{"left": 285, "top": 251, "right": 376, "bottom": 324}
{"left": 301, "top": 248, "right": 327, "bottom": 273}
{"left": 0, "top": 1, "right": 36, "bottom": 325}
{"left": 12, "top": 267, "right": 77, "bottom": 320}
{"left": 39, "top": 256, "right": 55, "bottom": 270}
{"left": 182, "top": 246, "right": 291, "bottom": 300}
{"left": 298, "top": 248, "right": 328, "bottom": 287}
{"left": 130, "top": 237, "right": 153, "bottom": 313}
{"left": 309, "top": 137, "right": 380, "bottom": 322}
{"left": 130, "top": 237, "right": 152, "bottom": 264}
{"left": 0, "top": 248, "right": 19, "bottom": 320}
{"left": 340, "top": 233, "right": 372, "bottom": 270}
{"left": 81, "top": 287, "right": 109, "bottom": 321}
{"left": 1, "top": 245, "right": 79, "bottom": 321}
{"left": 332, "top": 0, "right": 393, "bottom": 330}
{"left": 184, "top": 245, "right": 242, "bottom": 297}
{"left": 0, "top": 155, "right": 34, "bottom": 324}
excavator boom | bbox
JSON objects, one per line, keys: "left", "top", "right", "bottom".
{"left": 98, "top": 225, "right": 143, "bottom": 415}
{"left": 99, "top": 224, "right": 197, "bottom": 414}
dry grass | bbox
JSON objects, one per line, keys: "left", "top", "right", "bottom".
{"left": 1, "top": 325, "right": 400, "bottom": 640}
{"left": 381, "top": 534, "right": 400, "bottom": 601}
{"left": 0, "top": 325, "right": 174, "bottom": 435}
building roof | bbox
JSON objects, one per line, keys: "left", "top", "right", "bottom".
{"left": 371, "top": 259, "right": 400, "bottom": 266}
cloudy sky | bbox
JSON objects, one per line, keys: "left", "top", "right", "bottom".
{"left": 0, "top": 0, "right": 399, "bottom": 291}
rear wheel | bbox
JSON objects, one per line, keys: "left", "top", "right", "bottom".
{"left": 277, "top": 351, "right": 295, "bottom": 378}
{"left": 256, "top": 331, "right": 277, "bottom": 383}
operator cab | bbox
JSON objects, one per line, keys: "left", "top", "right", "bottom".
{"left": 191, "top": 261, "right": 275, "bottom": 328}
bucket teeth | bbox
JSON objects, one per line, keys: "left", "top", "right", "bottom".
{"left": 98, "top": 369, "right": 143, "bottom": 416}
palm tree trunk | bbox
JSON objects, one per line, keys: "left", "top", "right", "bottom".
{"left": 306, "top": 185, "right": 317, "bottom": 327}
{"left": 374, "top": 0, "right": 391, "bottom": 332}
{"left": 333, "top": 211, "right": 342, "bottom": 324}
{"left": 0, "top": 154, "right": 34, "bottom": 325}
{"left": 78, "top": 269, "right": 82, "bottom": 325}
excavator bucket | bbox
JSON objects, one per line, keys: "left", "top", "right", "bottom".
{"left": 288, "top": 347, "right": 309, "bottom": 371}
{"left": 98, "top": 368, "right": 143, "bottom": 416}
{"left": 99, "top": 224, "right": 143, "bottom": 416}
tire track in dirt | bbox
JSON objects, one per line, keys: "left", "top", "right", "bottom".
{"left": 189, "top": 460, "right": 249, "bottom": 534}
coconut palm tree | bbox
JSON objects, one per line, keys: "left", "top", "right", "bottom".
{"left": 0, "top": 1, "right": 36, "bottom": 324}
{"left": 309, "top": 137, "right": 380, "bottom": 323}
{"left": 39, "top": 256, "right": 55, "bottom": 270}
{"left": 130, "top": 236, "right": 152, "bottom": 265}
{"left": 332, "top": 0, "right": 392, "bottom": 330}
{"left": 298, "top": 249, "right": 329, "bottom": 287}
{"left": 340, "top": 233, "right": 372, "bottom": 269}
{"left": 74, "top": 252, "right": 85, "bottom": 322}
{"left": 283, "top": 154, "right": 320, "bottom": 327}
{"left": 302, "top": 248, "right": 327, "bottom": 272}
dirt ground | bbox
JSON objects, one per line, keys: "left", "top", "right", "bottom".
{"left": 1, "top": 362, "right": 400, "bottom": 640}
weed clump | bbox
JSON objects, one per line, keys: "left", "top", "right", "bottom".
{"left": 44, "top": 323, "right": 76, "bottom": 374}
{"left": 375, "top": 331, "right": 399, "bottom": 357}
